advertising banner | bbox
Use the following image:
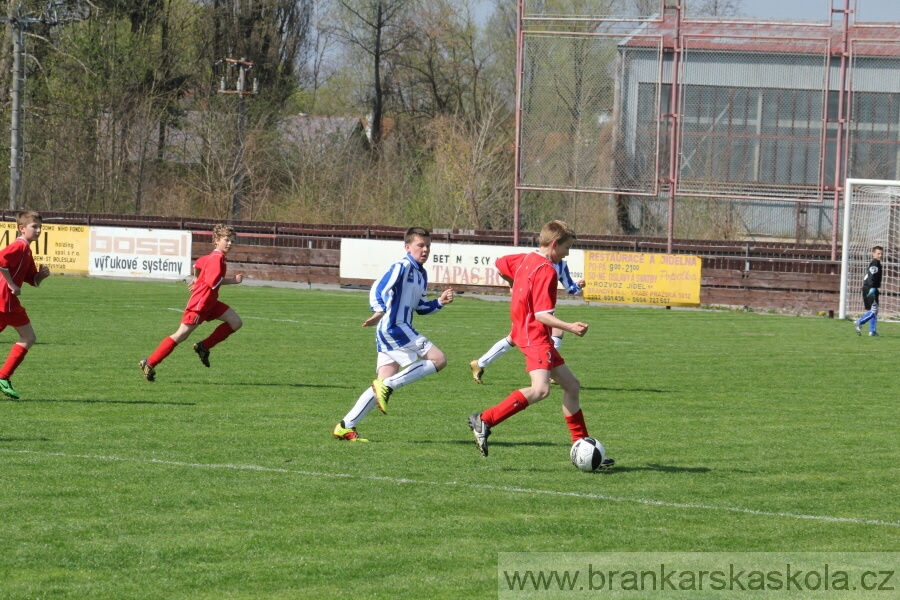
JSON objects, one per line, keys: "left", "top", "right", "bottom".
{"left": 89, "top": 227, "right": 193, "bottom": 280}
{"left": 341, "top": 238, "right": 585, "bottom": 289}
{"left": 583, "top": 251, "right": 702, "bottom": 306}
{"left": 0, "top": 222, "right": 90, "bottom": 274}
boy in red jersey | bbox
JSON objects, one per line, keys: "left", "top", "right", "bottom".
{"left": 139, "top": 225, "right": 244, "bottom": 381}
{"left": 467, "top": 220, "right": 613, "bottom": 467}
{"left": 0, "top": 211, "right": 51, "bottom": 398}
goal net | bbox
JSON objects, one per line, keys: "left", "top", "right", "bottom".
{"left": 839, "top": 179, "right": 900, "bottom": 319}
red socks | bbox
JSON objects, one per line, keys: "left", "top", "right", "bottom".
{"left": 202, "top": 323, "right": 235, "bottom": 350}
{"left": 481, "top": 390, "right": 529, "bottom": 427}
{"left": 148, "top": 337, "right": 177, "bottom": 367}
{"left": 565, "top": 410, "right": 589, "bottom": 442}
{"left": 0, "top": 344, "right": 28, "bottom": 380}
{"left": 148, "top": 324, "right": 235, "bottom": 367}
{"left": 479, "top": 392, "right": 589, "bottom": 441}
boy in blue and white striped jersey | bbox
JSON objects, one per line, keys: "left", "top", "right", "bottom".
{"left": 333, "top": 227, "right": 454, "bottom": 442}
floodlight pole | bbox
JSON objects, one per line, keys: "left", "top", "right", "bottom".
{"left": 830, "top": 0, "right": 852, "bottom": 262}
{"left": 512, "top": 0, "right": 524, "bottom": 246}
{"left": 665, "top": 0, "right": 683, "bottom": 255}
{"left": 9, "top": 20, "right": 22, "bottom": 210}
{"left": 0, "top": 12, "right": 50, "bottom": 210}
{"left": 217, "top": 57, "right": 257, "bottom": 220}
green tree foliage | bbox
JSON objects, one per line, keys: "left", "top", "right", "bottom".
{"left": 0, "top": 0, "right": 756, "bottom": 234}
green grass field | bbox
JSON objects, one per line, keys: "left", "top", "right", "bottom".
{"left": 1, "top": 276, "right": 898, "bottom": 599}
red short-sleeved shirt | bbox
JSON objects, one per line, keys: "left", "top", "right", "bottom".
{"left": 502, "top": 251, "right": 558, "bottom": 348}
{"left": 496, "top": 253, "right": 526, "bottom": 284}
{"left": 0, "top": 237, "right": 38, "bottom": 313}
{"left": 184, "top": 250, "right": 227, "bottom": 317}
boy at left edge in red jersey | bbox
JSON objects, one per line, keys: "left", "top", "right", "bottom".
{"left": 0, "top": 210, "right": 51, "bottom": 399}
{"left": 139, "top": 224, "right": 243, "bottom": 382}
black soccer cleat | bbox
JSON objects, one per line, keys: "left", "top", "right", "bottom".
{"left": 193, "top": 342, "right": 211, "bottom": 367}
{"left": 139, "top": 359, "right": 156, "bottom": 382}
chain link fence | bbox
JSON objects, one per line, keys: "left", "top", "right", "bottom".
{"left": 516, "top": 9, "right": 900, "bottom": 244}
{"left": 848, "top": 39, "right": 900, "bottom": 181}
{"left": 677, "top": 36, "right": 830, "bottom": 203}
{"left": 519, "top": 33, "right": 662, "bottom": 195}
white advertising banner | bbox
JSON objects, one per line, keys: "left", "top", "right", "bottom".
{"left": 89, "top": 227, "right": 193, "bottom": 280}
{"left": 341, "top": 238, "right": 584, "bottom": 288}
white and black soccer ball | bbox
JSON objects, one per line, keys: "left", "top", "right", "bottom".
{"left": 570, "top": 437, "right": 606, "bottom": 472}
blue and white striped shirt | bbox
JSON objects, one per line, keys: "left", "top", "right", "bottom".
{"left": 370, "top": 253, "right": 443, "bottom": 351}
{"left": 556, "top": 260, "right": 582, "bottom": 296}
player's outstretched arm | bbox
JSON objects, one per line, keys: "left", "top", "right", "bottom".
{"left": 535, "top": 312, "right": 589, "bottom": 337}
{"left": 362, "top": 312, "right": 384, "bottom": 327}
{"left": 224, "top": 274, "right": 244, "bottom": 285}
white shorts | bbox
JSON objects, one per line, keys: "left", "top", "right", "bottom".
{"left": 377, "top": 336, "right": 434, "bottom": 369}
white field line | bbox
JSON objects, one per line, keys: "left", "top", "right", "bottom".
{"left": 2, "top": 449, "right": 898, "bottom": 529}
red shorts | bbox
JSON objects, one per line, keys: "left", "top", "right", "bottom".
{"left": 520, "top": 343, "right": 565, "bottom": 373}
{"left": 182, "top": 301, "right": 229, "bottom": 325}
{"left": 0, "top": 306, "right": 31, "bottom": 332}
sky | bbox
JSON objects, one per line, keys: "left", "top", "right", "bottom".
{"left": 472, "top": 0, "right": 900, "bottom": 23}
{"left": 743, "top": 0, "right": 900, "bottom": 21}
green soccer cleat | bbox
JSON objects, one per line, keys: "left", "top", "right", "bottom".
{"left": 469, "top": 359, "right": 484, "bottom": 384}
{"left": 0, "top": 378, "right": 19, "bottom": 399}
{"left": 139, "top": 359, "right": 156, "bottom": 382}
{"left": 333, "top": 421, "right": 369, "bottom": 442}
{"left": 193, "top": 342, "right": 210, "bottom": 367}
{"left": 372, "top": 378, "right": 393, "bottom": 414}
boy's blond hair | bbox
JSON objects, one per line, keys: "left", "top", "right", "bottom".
{"left": 212, "top": 224, "right": 236, "bottom": 240}
{"left": 538, "top": 220, "right": 576, "bottom": 247}
{"left": 17, "top": 211, "right": 41, "bottom": 228}
{"left": 404, "top": 227, "right": 431, "bottom": 244}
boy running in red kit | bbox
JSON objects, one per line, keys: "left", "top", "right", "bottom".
{"left": 467, "top": 220, "right": 613, "bottom": 467}
{"left": 139, "top": 224, "right": 243, "bottom": 381}
{"left": 0, "top": 211, "right": 51, "bottom": 399}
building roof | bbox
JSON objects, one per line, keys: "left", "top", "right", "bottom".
{"left": 620, "top": 15, "right": 900, "bottom": 56}
{"left": 277, "top": 115, "right": 366, "bottom": 146}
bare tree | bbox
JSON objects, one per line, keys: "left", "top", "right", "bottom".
{"left": 205, "top": 0, "right": 313, "bottom": 103}
{"left": 305, "top": 0, "right": 337, "bottom": 114}
{"left": 335, "top": 0, "right": 413, "bottom": 145}
{"left": 689, "top": 0, "right": 743, "bottom": 17}
{"left": 630, "top": 0, "right": 663, "bottom": 18}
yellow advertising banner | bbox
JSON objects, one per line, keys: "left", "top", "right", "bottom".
{"left": 0, "top": 222, "right": 90, "bottom": 275}
{"left": 584, "top": 251, "right": 702, "bottom": 307}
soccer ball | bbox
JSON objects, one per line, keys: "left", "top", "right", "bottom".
{"left": 570, "top": 437, "right": 606, "bottom": 472}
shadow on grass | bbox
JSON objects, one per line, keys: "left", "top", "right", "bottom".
{"left": 199, "top": 382, "right": 356, "bottom": 389}
{"left": 414, "top": 439, "right": 560, "bottom": 448}
{"left": 12, "top": 398, "right": 196, "bottom": 407}
{"left": 607, "top": 463, "right": 712, "bottom": 474}
{"left": 0, "top": 436, "right": 51, "bottom": 442}
{"left": 581, "top": 386, "right": 672, "bottom": 394}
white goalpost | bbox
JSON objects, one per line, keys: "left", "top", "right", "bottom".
{"left": 839, "top": 178, "right": 900, "bottom": 320}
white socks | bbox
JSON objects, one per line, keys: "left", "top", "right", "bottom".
{"left": 478, "top": 337, "right": 514, "bottom": 368}
{"left": 342, "top": 360, "right": 438, "bottom": 428}
{"left": 384, "top": 360, "right": 437, "bottom": 390}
